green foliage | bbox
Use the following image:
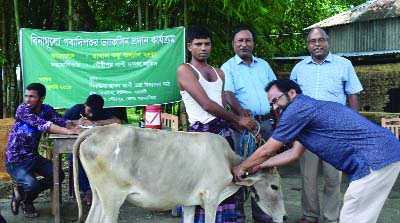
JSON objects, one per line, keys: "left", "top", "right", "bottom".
{"left": 0, "top": 56, "right": 6, "bottom": 65}
{"left": 10, "top": 0, "right": 367, "bottom": 58}
{"left": 360, "top": 112, "right": 400, "bottom": 125}
{"left": 0, "top": 48, "right": 5, "bottom": 65}
{"left": 127, "top": 107, "right": 145, "bottom": 124}
{"left": 1, "top": 0, "right": 370, "bottom": 117}
{"left": 269, "top": 0, "right": 366, "bottom": 58}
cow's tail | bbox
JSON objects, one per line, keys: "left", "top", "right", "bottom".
{"left": 73, "top": 128, "right": 95, "bottom": 222}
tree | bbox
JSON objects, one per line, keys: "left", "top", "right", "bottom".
{"left": 0, "top": 0, "right": 367, "bottom": 118}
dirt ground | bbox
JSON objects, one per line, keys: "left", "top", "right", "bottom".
{"left": 0, "top": 161, "right": 399, "bottom": 223}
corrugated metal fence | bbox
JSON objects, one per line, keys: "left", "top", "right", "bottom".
{"left": 328, "top": 17, "right": 400, "bottom": 53}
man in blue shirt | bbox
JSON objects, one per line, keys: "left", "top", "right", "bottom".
{"left": 63, "top": 94, "right": 120, "bottom": 207}
{"left": 221, "top": 27, "right": 277, "bottom": 223}
{"left": 233, "top": 78, "right": 400, "bottom": 223}
{"left": 290, "top": 27, "right": 363, "bottom": 223}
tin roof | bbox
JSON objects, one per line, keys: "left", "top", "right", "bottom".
{"left": 306, "top": 0, "right": 400, "bottom": 29}
{"left": 335, "top": 50, "right": 400, "bottom": 57}
{"left": 273, "top": 50, "right": 400, "bottom": 65}
{"left": 273, "top": 50, "right": 400, "bottom": 61}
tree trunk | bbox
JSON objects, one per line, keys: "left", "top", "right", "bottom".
{"left": 138, "top": 0, "right": 142, "bottom": 30}
{"left": 68, "top": 0, "right": 73, "bottom": 31}
{"left": 183, "top": 0, "right": 187, "bottom": 28}
{"left": 158, "top": 7, "right": 162, "bottom": 29}
{"left": 13, "top": 0, "right": 20, "bottom": 31}
{"left": 1, "top": 0, "right": 12, "bottom": 117}
{"left": 9, "top": 17, "right": 17, "bottom": 117}
{"left": 0, "top": 0, "right": 5, "bottom": 117}
{"left": 7, "top": 0, "right": 20, "bottom": 117}
{"left": 163, "top": 7, "right": 168, "bottom": 29}
{"left": 145, "top": 0, "right": 149, "bottom": 30}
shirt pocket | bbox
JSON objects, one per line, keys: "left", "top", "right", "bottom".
{"left": 233, "top": 78, "right": 247, "bottom": 95}
{"left": 326, "top": 78, "right": 345, "bottom": 98}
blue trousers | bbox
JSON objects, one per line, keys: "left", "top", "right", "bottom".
{"left": 68, "top": 153, "right": 90, "bottom": 194}
{"left": 6, "top": 156, "right": 65, "bottom": 204}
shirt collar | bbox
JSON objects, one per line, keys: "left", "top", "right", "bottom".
{"left": 234, "top": 54, "right": 257, "bottom": 65}
{"left": 305, "top": 52, "right": 332, "bottom": 64}
{"left": 291, "top": 94, "right": 306, "bottom": 107}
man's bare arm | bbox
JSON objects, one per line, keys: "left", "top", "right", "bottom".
{"left": 256, "top": 141, "right": 305, "bottom": 169}
{"left": 347, "top": 94, "right": 359, "bottom": 112}
{"left": 177, "top": 64, "right": 255, "bottom": 130}
{"left": 224, "top": 91, "right": 251, "bottom": 116}
{"left": 49, "top": 123, "right": 83, "bottom": 135}
{"left": 233, "top": 137, "right": 284, "bottom": 180}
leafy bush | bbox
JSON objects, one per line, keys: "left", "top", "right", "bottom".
{"left": 360, "top": 112, "right": 400, "bottom": 125}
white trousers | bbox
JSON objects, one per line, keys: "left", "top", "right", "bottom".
{"left": 340, "top": 161, "right": 400, "bottom": 223}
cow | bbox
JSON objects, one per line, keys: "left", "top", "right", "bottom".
{"left": 73, "top": 123, "right": 287, "bottom": 223}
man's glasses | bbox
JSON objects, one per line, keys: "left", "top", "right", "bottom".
{"left": 270, "top": 93, "right": 287, "bottom": 105}
{"left": 234, "top": 39, "right": 253, "bottom": 45}
{"left": 307, "top": 38, "right": 327, "bottom": 45}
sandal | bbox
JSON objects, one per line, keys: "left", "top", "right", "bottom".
{"left": 10, "top": 190, "right": 20, "bottom": 215}
{"left": 21, "top": 202, "right": 40, "bottom": 218}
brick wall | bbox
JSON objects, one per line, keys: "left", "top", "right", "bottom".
{"left": 0, "top": 118, "right": 14, "bottom": 181}
{"left": 276, "top": 62, "right": 400, "bottom": 112}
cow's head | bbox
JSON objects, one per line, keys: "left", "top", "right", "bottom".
{"left": 235, "top": 167, "right": 287, "bottom": 223}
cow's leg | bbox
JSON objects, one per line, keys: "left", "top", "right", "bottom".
{"left": 85, "top": 187, "right": 102, "bottom": 223}
{"left": 183, "top": 205, "right": 195, "bottom": 223}
{"left": 203, "top": 201, "right": 218, "bottom": 223}
{"left": 202, "top": 190, "right": 220, "bottom": 223}
{"left": 98, "top": 189, "right": 126, "bottom": 223}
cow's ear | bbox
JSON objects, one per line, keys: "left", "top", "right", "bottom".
{"left": 235, "top": 174, "right": 261, "bottom": 186}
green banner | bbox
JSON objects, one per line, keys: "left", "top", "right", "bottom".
{"left": 19, "top": 27, "right": 185, "bottom": 108}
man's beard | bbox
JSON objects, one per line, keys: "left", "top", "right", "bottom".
{"left": 275, "top": 94, "right": 291, "bottom": 118}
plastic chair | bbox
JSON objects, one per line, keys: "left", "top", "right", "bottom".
{"left": 381, "top": 117, "right": 400, "bottom": 139}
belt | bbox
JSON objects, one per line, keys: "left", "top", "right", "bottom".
{"left": 254, "top": 114, "right": 271, "bottom": 122}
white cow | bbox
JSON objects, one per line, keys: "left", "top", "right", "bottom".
{"left": 73, "top": 124, "right": 287, "bottom": 223}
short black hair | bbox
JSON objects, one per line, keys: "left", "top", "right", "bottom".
{"left": 85, "top": 94, "right": 104, "bottom": 113}
{"left": 26, "top": 83, "right": 46, "bottom": 97}
{"left": 265, "top": 78, "right": 302, "bottom": 94}
{"left": 186, "top": 26, "right": 212, "bottom": 43}
{"left": 232, "top": 27, "right": 256, "bottom": 42}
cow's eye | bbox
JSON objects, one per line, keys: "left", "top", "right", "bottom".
{"left": 271, "top": 184, "right": 279, "bottom": 190}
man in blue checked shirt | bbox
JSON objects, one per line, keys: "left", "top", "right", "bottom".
{"left": 233, "top": 78, "right": 400, "bottom": 223}
{"left": 290, "top": 27, "right": 363, "bottom": 223}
